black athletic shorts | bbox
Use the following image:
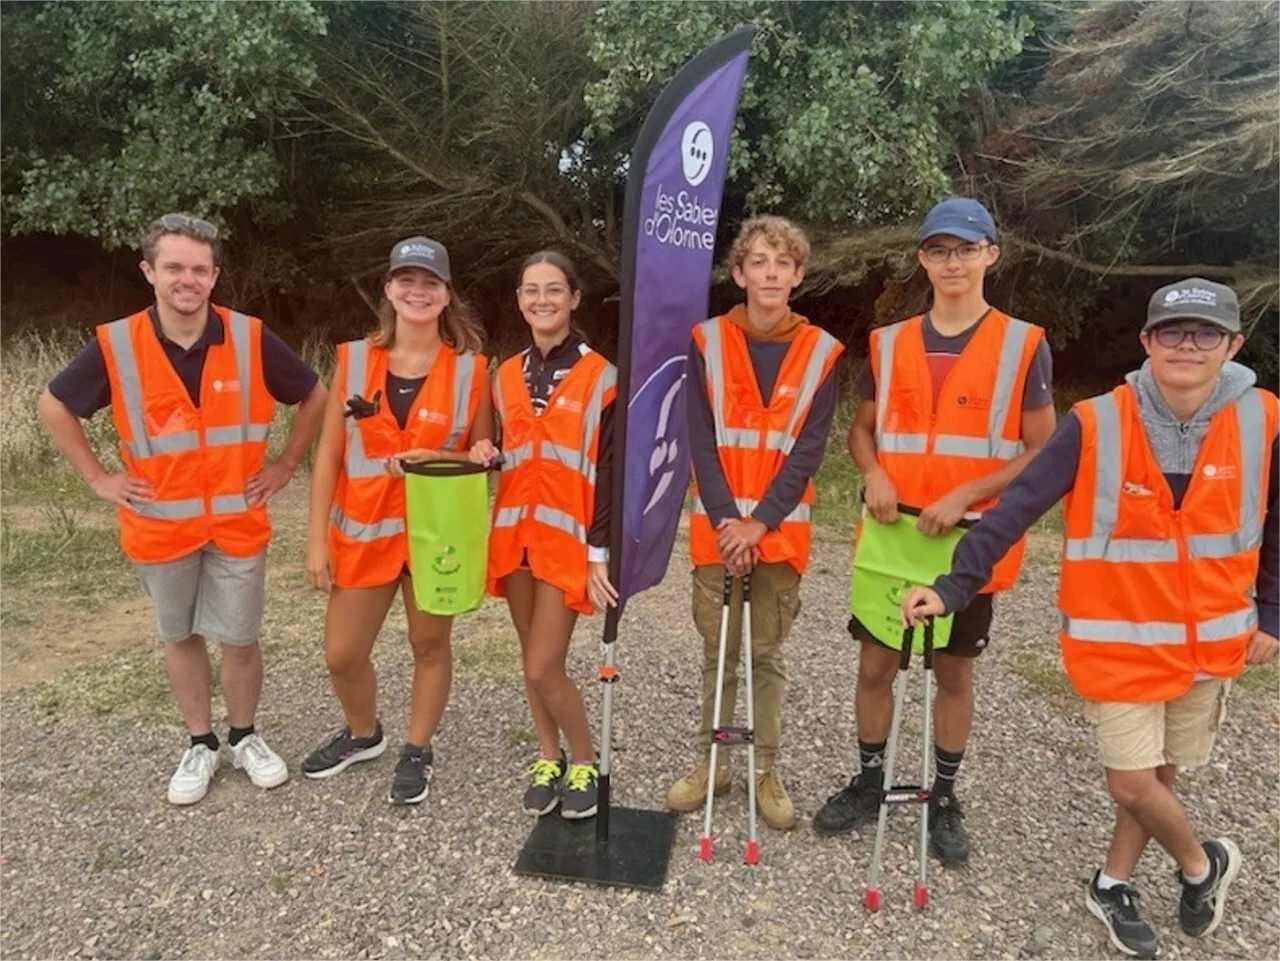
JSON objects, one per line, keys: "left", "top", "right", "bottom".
{"left": 849, "top": 592, "right": 994, "bottom": 658}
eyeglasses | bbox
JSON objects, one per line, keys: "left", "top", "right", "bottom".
{"left": 1151, "top": 325, "right": 1228, "bottom": 351}
{"left": 158, "top": 213, "right": 218, "bottom": 239}
{"left": 920, "top": 243, "right": 989, "bottom": 264}
{"left": 517, "top": 284, "right": 570, "bottom": 300}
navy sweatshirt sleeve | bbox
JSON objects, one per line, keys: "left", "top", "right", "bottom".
{"left": 933, "top": 413, "right": 1081, "bottom": 613}
{"left": 686, "top": 340, "right": 741, "bottom": 526}
{"left": 753, "top": 367, "right": 839, "bottom": 529}
{"left": 1257, "top": 434, "right": 1279, "bottom": 637}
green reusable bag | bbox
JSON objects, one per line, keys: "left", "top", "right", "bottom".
{"left": 403, "top": 460, "right": 491, "bottom": 616}
{"left": 848, "top": 507, "right": 969, "bottom": 653}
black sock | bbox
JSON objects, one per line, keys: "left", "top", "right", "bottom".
{"left": 190, "top": 732, "right": 220, "bottom": 752}
{"left": 858, "top": 739, "right": 886, "bottom": 787}
{"left": 228, "top": 725, "right": 255, "bottom": 747}
{"left": 932, "top": 745, "right": 965, "bottom": 798}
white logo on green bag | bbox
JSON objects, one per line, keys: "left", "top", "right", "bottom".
{"left": 432, "top": 544, "right": 460, "bottom": 576}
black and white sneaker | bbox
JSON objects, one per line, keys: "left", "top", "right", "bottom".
{"left": 560, "top": 762, "right": 599, "bottom": 820}
{"left": 301, "top": 723, "right": 386, "bottom": 779}
{"left": 812, "top": 772, "right": 881, "bottom": 836}
{"left": 522, "top": 754, "right": 566, "bottom": 816}
{"left": 1178, "top": 838, "right": 1242, "bottom": 938}
{"left": 928, "top": 793, "right": 971, "bottom": 866}
{"left": 389, "top": 744, "right": 434, "bottom": 805}
{"left": 1085, "top": 872, "right": 1160, "bottom": 959}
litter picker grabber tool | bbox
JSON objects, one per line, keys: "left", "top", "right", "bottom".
{"left": 864, "top": 618, "right": 935, "bottom": 912}
{"left": 699, "top": 570, "right": 760, "bottom": 866}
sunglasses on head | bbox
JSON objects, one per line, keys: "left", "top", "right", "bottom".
{"left": 158, "top": 213, "right": 218, "bottom": 239}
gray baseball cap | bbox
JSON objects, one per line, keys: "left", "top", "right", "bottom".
{"left": 1144, "top": 278, "right": 1240, "bottom": 333}
{"left": 386, "top": 236, "right": 451, "bottom": 282}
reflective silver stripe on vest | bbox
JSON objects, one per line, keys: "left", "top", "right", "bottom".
{"left": 1061, "top": 613, "right": 1186, "bottom": 646}
{"left": 342, "top": 341, "right": 385, "bottom": 479}
{"left": 878, "top": 432, "right": 928, "bottom": 454}
{"left": 1063, "top": 536, "right": 1178, "bottom": 563}
{"left": 206, "top": 424, "right": 270, "bottom": 446}
{"left": 533, "top": 504, "right": 587, "bottom": 544}
{"left": 1063, "top": 393, "right": 1127, "bottom": 562}
{"left": 502, "top": 441, "right": 534, "bottom": 471}
{"left": 494, "top": 505, "right": 527, "bottom": 528}
{"left": 541, "top": 442, "right": 596, "bottom": 486}
{"left": 106, "top": 318, "right": 156, "bottom": 459}
{"left": 699, "top": 320, "right": 732, "bottom": 448}
{"left": 144, "top": 431, "right": 200, "bottom": 456}
{"left": 1197, "top": 606, "right": 1257, "bottom": 642}
{"left": 933, "top": 434, "right": 1025, "bottom": 460}
{"left": 580, "top": 362, "right": 615, "bottom": 455}
{"left": 986, "top": 318, "right": 1033, "bottom": 458}
{"left": 212, "top": 494, "right": 251, "bottom": 515}
{"left": 719, "top": 427, "right": 762, "bottom": 449}
{"left": 1187, "top": 389, "right": 1268, "bottom": 560}
{"left": 135, "top": 498, "right": 204, "bottom": 521}
{"left": 775, "top": 329, "right": 840, "bottom": 455}
{"left": 330, "top": 504, "right": 404, "bottom": 541}
{"left": 444, "top": 352, "right": 477, "bottom": 450}
{"left": 690, "top": 496, "right": 812, "bottom": 524}
{"left": 225, "top": 310, "right": 271, "bottom": 445}
{"left": 873, "top": 321, "right": 903, "bottom": 442}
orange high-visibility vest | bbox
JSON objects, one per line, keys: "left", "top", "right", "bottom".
{"left": 1058, "top": 383, "right": 1278, "bottom": 702}
{"left": 689, "top": 317, "right": 844, "bottom": 574}
{"left": 328, "top": 339, "right": 486, "bottom": 589}
{"left": 98, "top": 305, "right": 275, "bottom": 563}
{"left": 487, "top": 349, "right": 616, "bottom": 615}
{"left": 869, "top": 310, "right": 1045, "bottom": 591}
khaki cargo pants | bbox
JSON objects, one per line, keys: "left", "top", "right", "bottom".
{"left": 691, "top": 561, "right": 802, "bottom": 769}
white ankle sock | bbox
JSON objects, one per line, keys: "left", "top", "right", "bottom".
{"left": 1097, "top": 871, "right": 1128, "bottom": 890}
{"left": 1183, "top": 864, "right": 1210, "bottom": 885}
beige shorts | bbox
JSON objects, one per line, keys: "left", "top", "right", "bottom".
{"left": 133, "top": 542, "right": 267, "bottom": 646}
{"left": 1082, "top": 679, "right": 1231, "bottom": 771}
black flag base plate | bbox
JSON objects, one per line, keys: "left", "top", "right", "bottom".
{"left": 512, "top": 806, "right": 678, "bottom": 891}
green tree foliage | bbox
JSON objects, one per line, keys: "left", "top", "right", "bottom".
{"left": 1, "top": 0, "right": 326, "bottom": 248}
{"left": 585, "top": 0, "right": 1031, "bottom": 222}
{"left": 297, "top": 0, "right": 619, "bottom": 294}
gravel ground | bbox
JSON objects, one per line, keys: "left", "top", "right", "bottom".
{"left": 2, "top": 533, "right": 1277, "bottom": 960}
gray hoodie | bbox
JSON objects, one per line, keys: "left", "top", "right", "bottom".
{"left": 1127, "top": 359, "right": 1257, "bottom": 477}
{"left": 933, "top": 361, "right": 1279, "bottom": 637}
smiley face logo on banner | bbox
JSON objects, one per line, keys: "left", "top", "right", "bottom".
{"left": 680, "top": 121, "right": 714, "bottom": 186}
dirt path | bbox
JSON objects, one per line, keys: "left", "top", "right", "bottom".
{"left": 1, "top": 494, "right": 1277, "bottom": 960}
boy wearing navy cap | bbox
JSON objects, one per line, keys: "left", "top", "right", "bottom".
{"left": 813, "top": 198, "right": 1058, "bottom": 867}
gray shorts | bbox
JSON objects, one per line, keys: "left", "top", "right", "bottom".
{"left": 132, "top": 542, "right": 267, "bottom": 645}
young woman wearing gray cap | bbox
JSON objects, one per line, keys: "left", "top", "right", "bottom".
{"left": 300, "top": 236, "right": 494, "bottom": 806}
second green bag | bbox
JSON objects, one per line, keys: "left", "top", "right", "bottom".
{"left": 848, "top": 508, "right": 966, "bottom": 653}
{"left": 403, "top": 461, "right": 491, "bottom": 616}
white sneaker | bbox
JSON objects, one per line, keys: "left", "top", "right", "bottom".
{"left": 168, "top": 744, "right": 220, "bottom": 805}
{"left": 231, "top": 733, "right": 289, "bottom": 789}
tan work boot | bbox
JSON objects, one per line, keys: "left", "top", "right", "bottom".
{"left": 755, "top": 768, "right": 796, "bottom": 831}
{"left": 665, "top": 759, "right": 731, "bottom": 812}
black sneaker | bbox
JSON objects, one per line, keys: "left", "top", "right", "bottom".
{"left": 522, "top": 754, "right": 566, "bottom": 816}
{"left": 1178, "top": 838, "right": 1242, "bottom": 938}
{"left": 813, "top": 773, "right": 882, "bottom": 836}
{"left": 389, "top": 744, "right": 434, "bottom": 805}
{"left": 301, "top": 723, "right": 386, "bottom": 779}
{"left": 1086, "top": 872, "right": 1161, "bottom": 959}
{"left": 928, "top": 793, "right": 970, "bottom": 866}
{"left": 560, "top": 762, "right": 599, "bottom": 820}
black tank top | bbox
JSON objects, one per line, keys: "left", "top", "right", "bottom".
{"left": 386, "top": 372, "right": 426, "bottom": 430}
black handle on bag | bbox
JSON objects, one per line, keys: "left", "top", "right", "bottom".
{"left": 399, "top": 453, "right": 505, "bottom": 477}
{"left": 858, "top": 491, "right": 980, "bottom": 530}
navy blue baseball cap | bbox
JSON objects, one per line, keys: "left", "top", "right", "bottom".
{"left": 917, "top": 197, "right": 998, "bottom": 245}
